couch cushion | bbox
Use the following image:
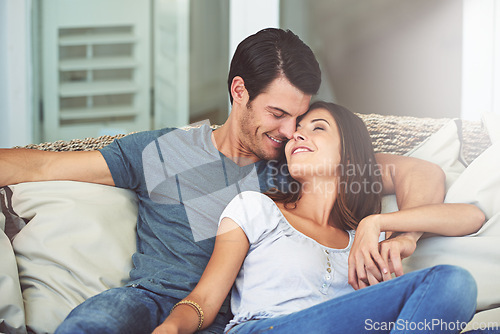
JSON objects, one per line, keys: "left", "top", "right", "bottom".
{"left": 379, "top": 119, "right": 500, "bottom": 311}
{"left": 0, "top": 205, "right": 26, "bottom": 334}
{"left": 403, "top": 142, "right": 500, "bottom": 311}
{"left": 482, "top": 112, "right": 500, "bottom": 144}
{"left": 6, "top": 181, "right": 138, "bottom": 333}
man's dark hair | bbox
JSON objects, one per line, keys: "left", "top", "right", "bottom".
{"left": 227, "top": 28, "right": 321, "bottom": 104}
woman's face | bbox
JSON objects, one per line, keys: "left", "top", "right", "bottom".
{"left": 285, "top": 108, "right": 342, "bottom": 182}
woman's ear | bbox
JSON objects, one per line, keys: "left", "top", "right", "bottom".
{"left": 230, "top": 76, "right": 247, "bottom": 105}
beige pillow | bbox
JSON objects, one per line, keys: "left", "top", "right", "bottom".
{"left": 9, "top": 181, "right": 138, "bottom": 333}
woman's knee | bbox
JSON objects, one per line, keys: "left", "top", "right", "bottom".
{"left": 430, "top": 265, "right": 477, "bottom": 305}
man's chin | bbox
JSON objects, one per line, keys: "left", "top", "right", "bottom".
{"left": 257, "top": 149, "right": 285, "bottom": 162}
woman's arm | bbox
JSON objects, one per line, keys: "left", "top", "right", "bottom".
{"left": 367, "top": 203, "right": 485, "bottom": 237}
{"left": 375, "top": 153, "right": 447, "bottom": 251}
{"left": 153, "top": 218, "right": 249, "bottom": 334}
{"left": 348, "top": 153, "right": 446, "bottom": 289}
{"left": 348, "top": 203, "right": 485, "bottom": 290}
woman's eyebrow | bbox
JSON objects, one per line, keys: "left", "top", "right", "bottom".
{"left": 311, "top": 118, "right": 330, "bottom": 125}
{"left": 296, "top": 118, "right": 330, "bottom": 128}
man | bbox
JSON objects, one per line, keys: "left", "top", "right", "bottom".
{"left": 0, "top": 28, "right": 444, "bottom": 333}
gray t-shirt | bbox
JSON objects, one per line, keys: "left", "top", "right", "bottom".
{"left": 99, "top": 125, "right": 281, "bottom": 299}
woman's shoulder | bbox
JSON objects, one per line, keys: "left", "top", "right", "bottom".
{"left": 221, "top": 191, "right": 281, "bottom": 244}
{"left": 235, "top": 190, "right": 272, "bottom": 199}
{"left": 227, "top": 191, "right": 276, "bottom": 208}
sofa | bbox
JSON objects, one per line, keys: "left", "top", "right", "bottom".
{"left": 1, "top": 112, "right": 499, "bottom": 333}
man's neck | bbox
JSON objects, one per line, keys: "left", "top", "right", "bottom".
{"left": 212, "top": 120, "right": 260, "bottom": 167}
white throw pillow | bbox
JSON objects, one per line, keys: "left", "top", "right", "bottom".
{"left": 7, "top": 181, "right": 138, "bottom": 333}
{"left": 0, "top": 227, "right": 26, "bottom": 334}
{"left": 482, "top": 112, "right": 500, "bottom": 144}
{"left": 403, "top": 142, "right": 500, "bottom": 311}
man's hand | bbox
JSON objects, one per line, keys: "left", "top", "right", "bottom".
{"left": 378, "top": 231, "right": 420, "bottom": 277}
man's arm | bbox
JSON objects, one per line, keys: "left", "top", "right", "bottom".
{"left": 348, "top": 153, "right": 446, "bottom": 289}
{"left": 376, "top": 153, "right": 446, "bottom": 208}
{"left": 0, "top": 148, "right": 114, "bottom": 187}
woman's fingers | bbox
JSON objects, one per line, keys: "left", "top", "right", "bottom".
{"left": 348, "top": 255, "right": 360, "bottom": 290}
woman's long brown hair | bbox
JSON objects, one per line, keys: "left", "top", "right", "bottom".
{"left": 266, "top": 101, "right": 382, "bottom": 231}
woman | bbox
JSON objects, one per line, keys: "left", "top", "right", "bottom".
{"left": 154, "top": 102, "right": 484, "bottom": 334}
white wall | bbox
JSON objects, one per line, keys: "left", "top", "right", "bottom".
{"left": 461, "top": 0, "right": 500, "bottom": 120}
{"left": 0, "top": 0, "right": 8, "bottom": 147}
{"left": 305, "top": 0, "right": 464, "bottom": 119}
{"left": 229, "top": 0, "right": 280, "bottom": 65}
{"left": 0, "top": 0, "right": 33, "bottom": 148}
{"left": 227, "top": 0, "right": 280, "bottom": 114}
{"left": 280, "top": 0, "right": 336, "bottom": 104}
{"left": 189, "top": 0, "right": 229, "bottom": 124}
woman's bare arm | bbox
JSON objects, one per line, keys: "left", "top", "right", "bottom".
{"left": 349, "top": 203, "right": 485, "bottom": 289}
{"left": 153, "top": 218, "right": 249, "bottom": 334}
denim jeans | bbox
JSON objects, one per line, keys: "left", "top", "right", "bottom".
{"left": 55, "top": 285, "right": 232, "bottom": 334}
{"left": 228, "top": 265, "right": 477, "bottom": 334}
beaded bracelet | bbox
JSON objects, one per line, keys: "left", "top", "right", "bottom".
{"left": 171, "top": 300, "right": 205, "bottom": 330}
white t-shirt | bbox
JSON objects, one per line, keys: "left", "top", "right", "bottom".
{"left": 218, "top": 191, "right": 385, "bottom": 332}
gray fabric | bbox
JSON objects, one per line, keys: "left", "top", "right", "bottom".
{"left": 0, "top": 187, "right": 28, "bottom": 240}
{"left": 98, "top": 124, "right": 277, "bottom": 299}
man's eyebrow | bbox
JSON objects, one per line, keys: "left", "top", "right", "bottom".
{"left": 268, "top": 106, "right": 292, "bottom": 116}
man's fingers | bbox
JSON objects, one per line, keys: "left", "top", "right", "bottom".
{"left": 367, "top": 271, "right": 381, "bottom": 287}
{"left": 370, "top": 251, "right": 391, "bottom": 282}
{"left": 364, "top": 260, "right": 383, "bottom": 282}
{"left": 389, "top": 248, "right": 404, "bottom": 277}
{"left": 358, "top": 278, "right": 368, "bottom": 289}
{"left": 379, "top": 245, "right": 393, "bottom": 282}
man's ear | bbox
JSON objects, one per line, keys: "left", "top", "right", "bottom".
{"left": 230, "top": 76, "right": 247, "bottom": 104}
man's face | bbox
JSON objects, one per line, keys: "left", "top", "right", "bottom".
{"left": 239, "top": 77, "right": 312, "bottom": 161}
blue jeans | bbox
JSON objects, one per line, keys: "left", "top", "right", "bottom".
{"left": 55, "top": 285, "right": 232, "bottom": 334}
{"left": 228, "top": 265, "right": 477, "bottom": 334}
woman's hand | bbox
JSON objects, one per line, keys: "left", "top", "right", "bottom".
{"left": 152, "top": 322, "right": 179, "bottom": 334}
{"left": 348, "top": 215, "right": 391, "bottom": 290}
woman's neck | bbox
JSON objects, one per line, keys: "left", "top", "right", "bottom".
{"left": 290, "top": 177, "right": 339, "bottom": 227}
